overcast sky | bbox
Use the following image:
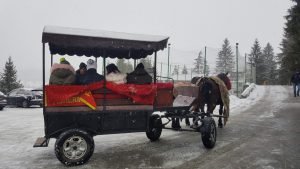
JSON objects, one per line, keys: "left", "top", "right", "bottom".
{"left": 0, "top": 0, "right": 293, "bottom": 87}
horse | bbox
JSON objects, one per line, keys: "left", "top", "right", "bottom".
{"left": 187, "top": 72, "right": 231, "bottom": 128}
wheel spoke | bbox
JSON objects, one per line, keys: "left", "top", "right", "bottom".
{"left": 78, "top": 146, "right": 86, "bottom": 152}
{"left": 77, "top": 138, "right": 83, "bottom": 144}
{"left": 71, "top": 151, "right": 76, "bottom": 159}
{"left": 64, "top": 147, "right": 72, "bottom": 153}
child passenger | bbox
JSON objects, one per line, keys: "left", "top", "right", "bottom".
{"left": 49, "top": 57, "right": 76, "bottom": 85}
{"left": 105, "top": 63, "right": 127, "bottom": 84}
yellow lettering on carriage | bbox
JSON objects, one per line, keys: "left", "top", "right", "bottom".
{"left": 57, "top": 97, "right": 81, "bottom": 104}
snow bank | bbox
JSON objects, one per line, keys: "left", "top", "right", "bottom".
{"left": 240, "top": 83, "right": 256, "bottom": 98}
{"left": 229, "top": 85, "right": 265, "bottom": 116}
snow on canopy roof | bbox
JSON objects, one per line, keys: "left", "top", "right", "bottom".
{"left": 42, "top": 26, "right": 169, "bottom": 59}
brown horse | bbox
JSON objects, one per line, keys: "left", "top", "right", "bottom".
{"left": 189, "top": 73, "right": 231, "bottom": 128}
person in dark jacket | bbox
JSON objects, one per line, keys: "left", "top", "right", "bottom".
{"left": 75, "top": 62, "right": 87, "bottom": 84}
{"left": 127, "top": 63, "right": 152, "bottom": 84}
{"left": 81, "top": 59, "right": 104, "bottom": 84}
{"left": 49, "top": 57, "right": 76, "bottom": 85}
{"left": 291, "top": 71, "right": 300, "bottom": 97}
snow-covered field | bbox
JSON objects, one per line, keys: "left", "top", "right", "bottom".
{"left": 0, "top": 85, "right": 270, "bottom": 169}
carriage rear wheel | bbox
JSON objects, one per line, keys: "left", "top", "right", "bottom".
{"left": 146, "top": 114, "right": 162, "bottom": 141}
{"left": 55, "top": 129, "right": 94, "bottom": 166}
{"left": 200, "top": 117, "right": 217, "bottom": 149}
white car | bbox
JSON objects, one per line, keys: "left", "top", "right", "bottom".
{"left": 0, "top": 91, "right": 7, "bottom": 110}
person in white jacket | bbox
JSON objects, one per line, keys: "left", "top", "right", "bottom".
{"left": 106, "top": 63, "right": 127, "bottom": 84}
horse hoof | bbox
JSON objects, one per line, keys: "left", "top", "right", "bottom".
{"left": 218, "top": 123, "right": 223, "bottom": 128}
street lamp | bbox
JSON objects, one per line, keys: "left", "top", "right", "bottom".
{"left": 204, "top": 46, "right": 207, "bottom": 76}
{"left": 167, "top": 43, "right": 171, "bottom": 78}
{"left": 236, "top": 43, "right": 239, "bottom": 96}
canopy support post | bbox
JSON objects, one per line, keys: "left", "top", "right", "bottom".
{"left": 103, "top": 52, "right": 106, "bottom": 111}
{"left": 51, "top": 54, "right": 53, "bottom": 66}
{"left": 42, "top": 42, "right": 47, "bottom": 135}
{"left": 154, "top": 51, "right": 157, "bottom": 84}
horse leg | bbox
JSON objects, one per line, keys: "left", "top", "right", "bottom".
{"left": 190, "top": 104, "right": 204, "bottom": 128}
{"left": 207, "top": 103, "right": 216, "bottom": 117}
{"left": 218, "top": 103, "right": 224, "bottom": 128}
{"left": 185, "top": 117, "right": 190, "bottom": 126}
{"left": 171, "top": 117, "right": 179, "bottom": 129}
{"left": 171, "top": 117, "right": 181, "bottom": 130}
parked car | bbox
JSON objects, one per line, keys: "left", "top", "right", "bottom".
{"left": 7, "top": 88, "right": 43, "bottom": 108}
{"left": 0, "top": 91, "right": 7, "bottom": 110}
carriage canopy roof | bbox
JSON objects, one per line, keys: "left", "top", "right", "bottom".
{"left": 42, "top": 26, "right": 169, "bottom": 59}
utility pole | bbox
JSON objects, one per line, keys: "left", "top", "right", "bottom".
{"left": 236, "top": 43, "right": 239, "bottom": 96}
{"left": 204, "top": 46, "right": 207, "bottom": 76}
{"left": 177, "top": 65, "right": 179, "bottom": 81}
{"left": 244, "top": 53, "right": 247, "bottom": 84}
{"left": 167, "top": 43, "right": 171, "bottom": 78}
{"left": 250, "top": 59, "right": 253, "bottom": 83}
{"left": 160, "top": 62, "right": 162, "bottom": 81}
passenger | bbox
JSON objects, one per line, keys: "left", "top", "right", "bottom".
{"left": 49, "top": 57, "right": 76, "bottom": 85}
{"left": 105, "top": 63, "right": 127, "bottom": 84}
{"left": 127, "top": 63, "right": 152, "bottom": 84}
{"left": 81, "top": 59, "right": 104, "bottom": 84}
{"left": 75, "top": 62, "right": 87, "bottom": 84}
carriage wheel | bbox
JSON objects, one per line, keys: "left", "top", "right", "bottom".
{"left": 146, "top": 114, "right": 162, "bottom": 141}
{"left": 200, "top": 117, "right": 217, "bottom": 149}
{"left": 55, "top": 129, "right": 94, "bottom": 166}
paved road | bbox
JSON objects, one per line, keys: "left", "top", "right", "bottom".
{"left": 88, "top": 86, "right": 300, "bottom": 169}
{"left": 175, "top": 86, "right": 300, "bottom": 169}
{"left": 0, "top": 86, "right": 299, "bottom": 169}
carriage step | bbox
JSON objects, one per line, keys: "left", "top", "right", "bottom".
{"left": 33, "top": 137, "right": 49, "bottom": 147}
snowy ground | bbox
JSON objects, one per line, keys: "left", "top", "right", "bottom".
{"left": 0, "top": 85, "right": 287, "bottom": 169}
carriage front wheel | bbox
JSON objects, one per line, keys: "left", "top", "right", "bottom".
{"left": 200, "top": 117, "right": 217, "bottom": 149}
{"left": 55, "top": 129, "right": 94, "bottom": 166}
{"left": 146, "top": 114, "right": 162, "bottom": 141}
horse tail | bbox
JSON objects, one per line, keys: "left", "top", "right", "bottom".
{"left": 200, "top": 77, "right": 212, "bottom": 102}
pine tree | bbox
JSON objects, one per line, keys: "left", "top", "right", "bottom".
{"left": 0, "top": 56, "right": 23, "bottom": 94}
{"left": 116, "top": 59, "right": 127, "bottom": 72}
{"left": 182, "top": 65, "right": 188, "bottom": 80}
{"left": 193, "top": 51, "right": 203, "bottom": 75}
{"left": 215, "top": 38, "right": 235, "bottom": 74}
{"left": 125, "top": 61, "right": 133, "bottom": 73}
{"left": 262, "top": 43, "right": 277, "bottom": 84}
{"left": 116, "top": 59, "right": 134, "bottom": 73}
{"left": 249, "top": 39, "right": 264, "bottom": 84}
{"left": 278, "top": 0, "right": 300, "bottom": 84}
{"left": 172, "top": 65, "right": 179, "bottom": 80}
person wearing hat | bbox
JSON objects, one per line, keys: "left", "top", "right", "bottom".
{"left": 105, "top": 63, "right": 127, "bottom": 84}
{"left": 59, "top": 57, "right": 70, "bottom": 65}
{"left": 49, "top": 57, "right": 76, "bottom": 85}
{"left": 81, "top": 59, "right": 104, "bottom": 84}
{"left": 75, "top": 62, "right": 87, "bottom": 84}
{"left": 126, "top": 63, "right": 152, "bottom": 84}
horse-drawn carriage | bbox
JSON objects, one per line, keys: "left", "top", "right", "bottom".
{"left": 34, "top": 26, "right": 228, "bottom": 166}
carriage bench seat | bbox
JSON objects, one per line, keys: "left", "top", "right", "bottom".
{"left": 45, "top": 81, "right": 173, "bottom": 110}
